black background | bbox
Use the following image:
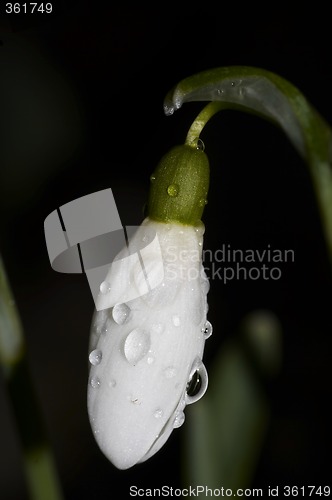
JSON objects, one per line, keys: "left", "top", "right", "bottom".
{"left": 0, "top": 3, "right": 331, "bottom": 499}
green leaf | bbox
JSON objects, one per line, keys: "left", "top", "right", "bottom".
{"left": 164, "top": 66, "right": 332, "bottom": 264}
{"left": 183, "top": 311, "right": 282, "bottom": 495}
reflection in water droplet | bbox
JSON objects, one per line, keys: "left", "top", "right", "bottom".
{"left": 196, "top": 138, "right": 205, "bottom": 151}
{"left": 100, "top": 281, "right": 110, "bottom": 294}
{"left": 167, "top": 184, "right": 179, "bottom": 197}
{"left": 124, "top": 329, "right": 151, "bottom": 365}
{"left": 90, "top": 377, "right": 101, "bottom": 389}
{"left": 154, "top": 408, "right": 163, "bottom": 419}
{"left": 172, "top": 315, "right": 181, "bottom": 327}
{"left": 164, "top": 366, "right": 176, "bottom": 379}
{"left": 185, "top": 360, "right": 208, "bottom": 404}
{"left": 202, "top": 320, "right": 213, "bottom": 339}
{"left": 174, "top": 411, "right": 185, "bottom": 428}
{"left": 89, "top": 349, "right": 102, "bottom": 366}
{"left": 112, "top": 303, "right": 131, "bottom": 325}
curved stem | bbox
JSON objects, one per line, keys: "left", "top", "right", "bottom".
{"left": 185, "top": 102, "right": 226, "bottom": 147}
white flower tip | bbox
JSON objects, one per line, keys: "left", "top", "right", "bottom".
{"left": 88, "top": 219, "right": 212, "bottom": 468}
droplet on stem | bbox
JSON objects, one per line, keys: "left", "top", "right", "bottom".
{"left": 167, "top": 184, "right": 179, "bottom": 197}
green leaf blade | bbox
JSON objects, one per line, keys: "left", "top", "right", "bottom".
{"left": 164, "top": 66, "right": 332, "bottom": 263}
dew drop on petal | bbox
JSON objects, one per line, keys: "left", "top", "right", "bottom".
{"left": 164, "top": 366, "right": 176, "bottom": 379}
{"left": 172, "top": 315, "right": 181, "bottom": 327}
{"left": 99, "top": 281, "right": 110, "bottom": 294}
{"left": 151, "top": 323, "right": 164, "bottom": 334}
{"left": 174, "top": 411, "right": 185, "bottom": 428}
{"left": 150, "top": 174, "right": 156, "bottom": 182}
{"left": 112, "top": 303, "right": 131, "bottom": 325}
{"left": 201, "top": 277, "right": 210, "bottom": 295}
{"left": 167, "top": 184, "right": 179, "bottom": 197}
{"left": 147, "top": 355, "right": 154, "bottom": 365}
{"left": 199, "top": 198, "right": 208, "bottom": 207}
{"left": 90, "top": 377, "right": 101, "bottom": 389}
{"left": 89, "top": 349, "right": 102, "bottom": 365}
{"left": 185, "top": 360, "right": 208, "bottom": 404}
{"left": 154, "top": 408, "right": 163, "bottom": 419}
{"left": 124, "top": 329, "right": 151, "bottom": 365}
{"left": 202, "top": 320, "right": 213, "bottom": 339}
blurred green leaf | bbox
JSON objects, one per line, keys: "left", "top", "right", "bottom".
{"left": 183, "top": 311, "right": 282, "bottom": 495}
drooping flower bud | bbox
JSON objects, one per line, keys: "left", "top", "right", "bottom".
{"left": 88, "top": 144, "right": 212, "bottom": 469}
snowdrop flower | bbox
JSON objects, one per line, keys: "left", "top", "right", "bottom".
{"left": 88, "top": 145, "right": 212, "bottom": 469}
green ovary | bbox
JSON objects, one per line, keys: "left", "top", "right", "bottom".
{"left": 147, "top": 145, "right": 210, "bottom": 226}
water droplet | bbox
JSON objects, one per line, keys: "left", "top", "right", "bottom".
{"left": 186, "top": 359, "right": 208, "bottom": 404}
{"left": 147, "top": 355, "right": 154, "bottom": 364}
{"left": 164, "top": 366, "right": 176, "bottom": 379}
{"left": 201, "top": 277, "right": 210, "bottom": 295}
{"left": 195, "top": 223, "right": 205, "bottom": 236}
{"left": 100, "top": 281, "right": 110, "bottom": 294}
{"left": 99, "top": 321, "right": 109, "bottom": 335}
{"left": 109, "top": 379, "right": 116, "bottom": 388}
{"left": 238, "top": 86, "right": 245, "bottom": 97}
{"left": 167, "top": 184, "right": 179, "bottom": 197}
{"left": 150, "top": 174, "right": 156, "bottom": 182}
{"left": 174, "top": 411, "right": 185, "bottom": 428}
{"left": 90, "top": 377, "right": 101, "bottom": 389}
{"left": 172, "top": 315, "right": 181, "bottom": 327}
{"left": 196, "top": 138, "right": 205, "bottom": 151}
{"left": 112, "top": 303, "right": 131, "bottom": 325}
{"left": 217, "top": 88, "right": 224, "bottom": 96}
{"left": 199, "top": 198, "right": 208, "bottom": 207}
{"left": 154, "top": 408, "right": 163, "bottom": 419}
{"left": 151, "top": 323, "right": 164, "bottom": 334}
{"left": 202, "top": 320, "right": 213, "bottom": 339}
{"left": 89, "top": 349, "right": 102, "bottom": 366}
{"left": 124, "top": 329, "right": 151, "bottom": 365}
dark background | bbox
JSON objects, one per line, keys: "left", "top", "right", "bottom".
{"left": 1, "top": 3, "right": 331, "bottom": 499}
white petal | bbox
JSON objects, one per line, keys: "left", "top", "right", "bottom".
{"left": 87, "top": 218, "right": 210, "bottom": 469}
